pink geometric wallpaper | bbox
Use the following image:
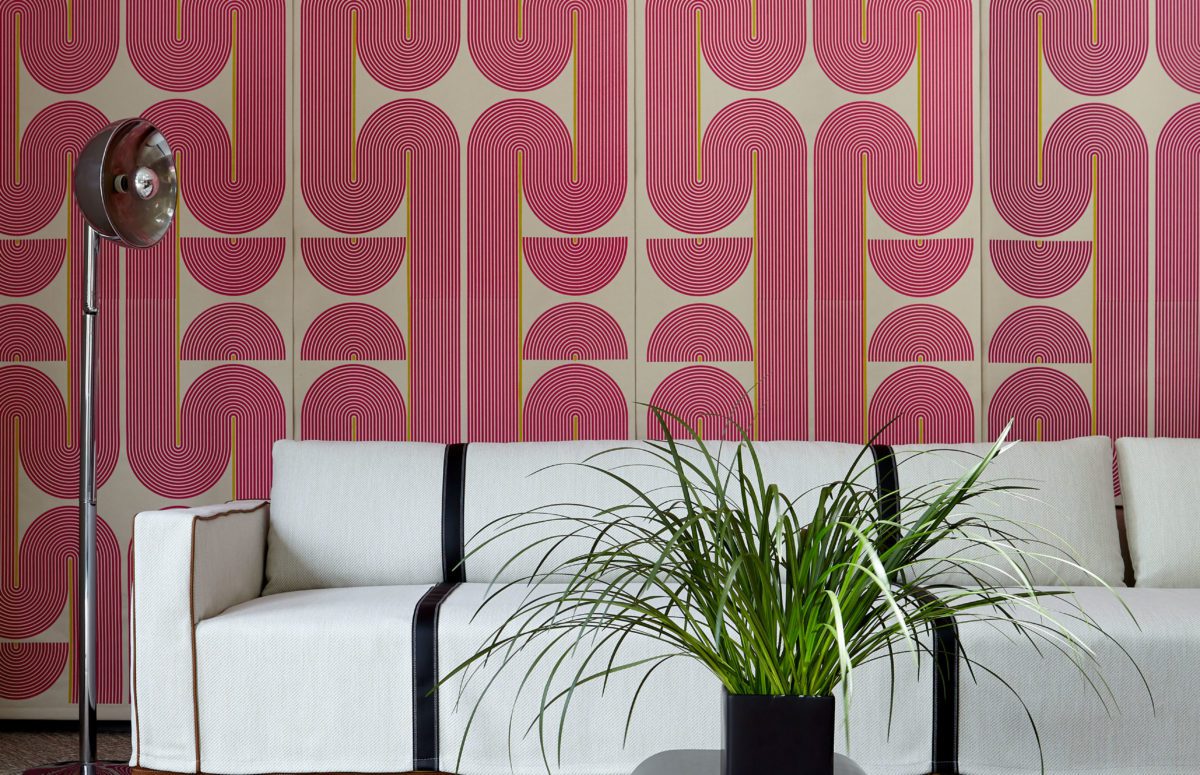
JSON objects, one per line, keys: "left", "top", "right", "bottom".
{"left": 0, "top": 0, "right": 1196, "bottom": 718}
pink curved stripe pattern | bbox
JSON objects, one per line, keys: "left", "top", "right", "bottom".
{"left": 0, "top": 240, "right": 62, "bottom": 297}
{"left": 301, "top": 238, "right": 406, "bottom": 297}
{"left": 868, "top": 365, "right": 974, "bottom": 444}
{"left": 1, "top": 1, "right": 117, "bottom": 94}
{"left": 814, "top": 0, "right": 973, "bottom": 442}
{"left": 300, "top": 364, "right": 407, "bottom": 441}
{"left": 523, "top": 237, "right": 626, "bottom": 296}
{"left": 301, "top": 303, "right": 406, "bottom": 362}
{"left": 182, "top": 238, "right": 285, "bottom": 296}
{"left": 125, "top": 233, "right": 286, "bottom": 499}
{"left": 1158, "top": 0, "right": 1200, "bottom": 92}
{"left": 1155, "top": 105, "right": 1200, "bottom": 436}
{"left": 469, "top": 0, "right": 628, "bottom": 441}
{"left": 523, "top": 303, "right": 627, "bottom": 361}
{"left": 868, "top": 305, "right": 973, "bottom": 363}
{"left": 0, "top": 642, "right": 67, "bottom": 700}
{"left": 130, "top": 0, "right": 287, "bottom": 233}
{"left": 301, "top": 1, "right": 460, "bottom": 442}
{"left": 989, "top": 306, "right": 1091, "bottom": 364}
{"left": 989, "top": 239, "right": 1090, "bottom": 299}
{"left": 181, "top": 303, "right": 286, "bottom": 361}
{"left": 647, "top": 238, "right": 752, "bottom": 297}
{"left": 523, "top": 364, "right": 628, "bottom": 441}
{"left": 868, "top": 239, "right": 972, "bottom": 297}
{"left": 0, "top": 305, "right": 65, "bottom": 362}
{"left": 646, "top": 0, "right": 806, "bottom": 439}
{"left": 988, "top": 366, "right": 1091, "bottom": 441}
{"left": 989, "top": 0, "right": 1149, "bottom": 443}
{"left": 0, "top": 505, "right": 122, "bottom": 702}
{"left": 647, "top": 365, "right": 752, "bottom": 440}
{"left": 646, "top": 304, "right": 753, "bottom": 363}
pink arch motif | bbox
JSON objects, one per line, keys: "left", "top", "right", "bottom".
{"left": 523, "top": 303, "right": 627, "bottom": 361}
{"left": 988, "top": 366, "right": 1091, "bottom": 441}
{"left": 989, "top": 239, "right": 1090, "bottom": 299}
{"left": 647, "top": 365, "right": 752, "bottom": 441}
{"left": 988, "top": 306, "right": 1091, "bottom": 364}
{"left": 868, "top": 305, "right": 973, "bottom": 363}
{"left": 301, "top": 303, "right": 406, "bottom": 362}
{"left": 300, "top": 364, "right": 407, "bottom": 441}
{"left": 523, "top": 364, "right": 628, "bottom": 441}
{"left": 868, "top": 238, "right": 972, "bottom": 297}
{"left": 868, "top": 365, "right": 974, "bottom": 444}
{"left": 647, "top": 238, "right": 751, "bottom": 297}
{"left": 181, "top": 303, "right": 286, "bottom": 361}
{"left": 0, "top": 305, "right": 65, "bottom": 362}
{"left": 301, "top": 237, "right": 405, "bottom": 297}
{"left": 523, "top": 237, "right": 626, "bottom": 296}
{"left": 182, "top": 237, "right": 285, "bottom": 297}
{"left": 646, "top": 304, "right": 753, "bottom": 363}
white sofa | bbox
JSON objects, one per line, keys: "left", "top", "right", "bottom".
{"left": 129, "top": 436, "right": 1199, "bottom": 775}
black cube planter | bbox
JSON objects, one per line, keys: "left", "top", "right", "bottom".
{"left": 722, "top": 692, "right": 835, "bottom": 775}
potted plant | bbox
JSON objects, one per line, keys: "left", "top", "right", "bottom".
{"left": 444, "top": 409, "right": 1133, "bottom": 775}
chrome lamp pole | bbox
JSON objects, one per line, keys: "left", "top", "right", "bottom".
{"left": 24, "top": 119, "right": 177, "bottom": 775}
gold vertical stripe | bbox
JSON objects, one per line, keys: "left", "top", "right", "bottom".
{"left": 917, "top": 416, "right": 925, "bottom": 443}
{"left": 405, "top": 150, "right": 414, "bottom": 441}
{"left": 572, "top": 11, "right": 579, "bottom": 181}
{"left": 11, "top": 418, "right": 18, "bottom": 588}
{"left": 1036, "top": 417, "right": 1044, "bottom": 441}
{"left": 572, "top": 414, "right": 579, "bottom": 440}
{"left": 65, "top": 155, "right": 72, "bottom": 447}
{"left": 861, "top": 0, "right": 868, "bottom": 42}
{"left": 230, "top": 10, "right": 237, "bottom": 181}
{"left": 229, "top": 415, "right": 237, "bottom": 499}
{"left": 176, "top": 0, "right": 183, "bottom": 40}
{"left": 1091, "top": 154, "right": 1099, "bottom": 434}
{"left": 351, "top": 414, "right": 358, "bottom": 440}
{"left": 350, "top": 10, "right": 358, "bottom": 182}
{"left": 517, "top": 0, "right": 524, "bottom": 39}
{"left": 13, "top": 14, "right": 19, "bottom": 184}
{"left": 1092, "top": 0, "right": 1099, "bottom": 43}
{"left": 695, "top": 10, "right": 702, "bottom": 181}
{"left": 916, "top": 12, "right": 923, "bottom": 183}
{"left": 861, "top": 154, "right": 869, "bottom": 444}
{"left": 516, "top": 152, "right": 525, "bottom": 441}
{"left": 751, "top": 152, "right": 759, "bottom": 441}
{"left": 67, "top": 0, "right": 73, "bottom": 41}
{"left": 751, "top": 0, "right": 757, "bottom": 38}
{"left": 175, "top": 154, "right": 183, "bottom": 446}
{"left": 1036, "top": 14, "right": 1044, "bottom": 184}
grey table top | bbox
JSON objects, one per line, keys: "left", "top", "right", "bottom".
{"left": 632, "top": 750, "right": 867, "bottom": 775}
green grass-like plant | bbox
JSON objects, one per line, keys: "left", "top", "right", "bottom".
{"left": 442, "top": 408, "right": 1142, "bottom": 773}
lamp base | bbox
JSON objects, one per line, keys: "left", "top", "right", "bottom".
{"left": 23, "top": 762, "right": 131, "bottom": 775}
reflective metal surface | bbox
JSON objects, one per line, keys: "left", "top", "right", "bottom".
{"left": 77, "top": 229, "right": 100, "bottom": 767}
{"left": 73, "top": 119, "right": 176, "bottom": 248}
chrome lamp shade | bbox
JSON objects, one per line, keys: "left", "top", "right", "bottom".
{"left": 23, "top": 119, "right": 176, "bottom": 775}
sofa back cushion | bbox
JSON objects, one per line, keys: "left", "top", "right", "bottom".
{"left": 892, "top": 436, "right": 1124, "bottom": 586}
{"left": 264, "top": 440, "right": 446, "bottom": 594}
{"left": 1115, "top": 437, "right": 1200, "bottom": 587}
{"left": 461, "top": 440, "right": 872, "bottom": 583}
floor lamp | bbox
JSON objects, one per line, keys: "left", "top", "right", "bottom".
{"left": 24, "top": 119, "right": 177, "bottom": 775}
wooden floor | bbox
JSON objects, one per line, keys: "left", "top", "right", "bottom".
{"left": 0, "top": 727, "right": 131, "bottom": 774}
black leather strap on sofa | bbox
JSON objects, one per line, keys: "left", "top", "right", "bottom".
{"left": 411, "top": 443, "right": 470, "bottom": 772}
{"left": 871, "top": 444, "right": 960, "bottom": 775}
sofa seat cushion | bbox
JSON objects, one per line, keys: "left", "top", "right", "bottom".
{"left": 957, "top": 587, "right": 1198, "bottom": 774}
{"left": 437, "top": 583, "right": 933, "bottom": 775}
{"left": 194, "top": 585, "right": 430, "bottom": 774}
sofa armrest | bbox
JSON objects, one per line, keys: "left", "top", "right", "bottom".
{"left": 131, "top": 500, "right": 269, "bottom": 772}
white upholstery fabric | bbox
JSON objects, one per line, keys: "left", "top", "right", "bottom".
{"left": 463, "top": 441, "right": 870, "bottom": 583}
{"left": 130, "top": 501, "right": 268, "bottom": 773}
{"left": 957, "top": 587, "right": 1198, "bottom": 774}
{"left": 437, "top": 583, "right": 932, "bottom": 775}
{"left": 195, "top": 585, "right": 428, "bottom": 774}
{"left": 893, "top": 437, "right": 1124, "bottom": 586}
{"left": 266, "top": 440, "right": 445, "bottom": 593}
{"left": 1115, "top": 437, "right": 1200, "bottom": 586}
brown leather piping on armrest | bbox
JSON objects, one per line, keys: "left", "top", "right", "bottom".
{"left": 185, "top": 502, "right": 269, "bottom": 774}
{"left": 131, "top": 532, "right": 140, "bottom": 768}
